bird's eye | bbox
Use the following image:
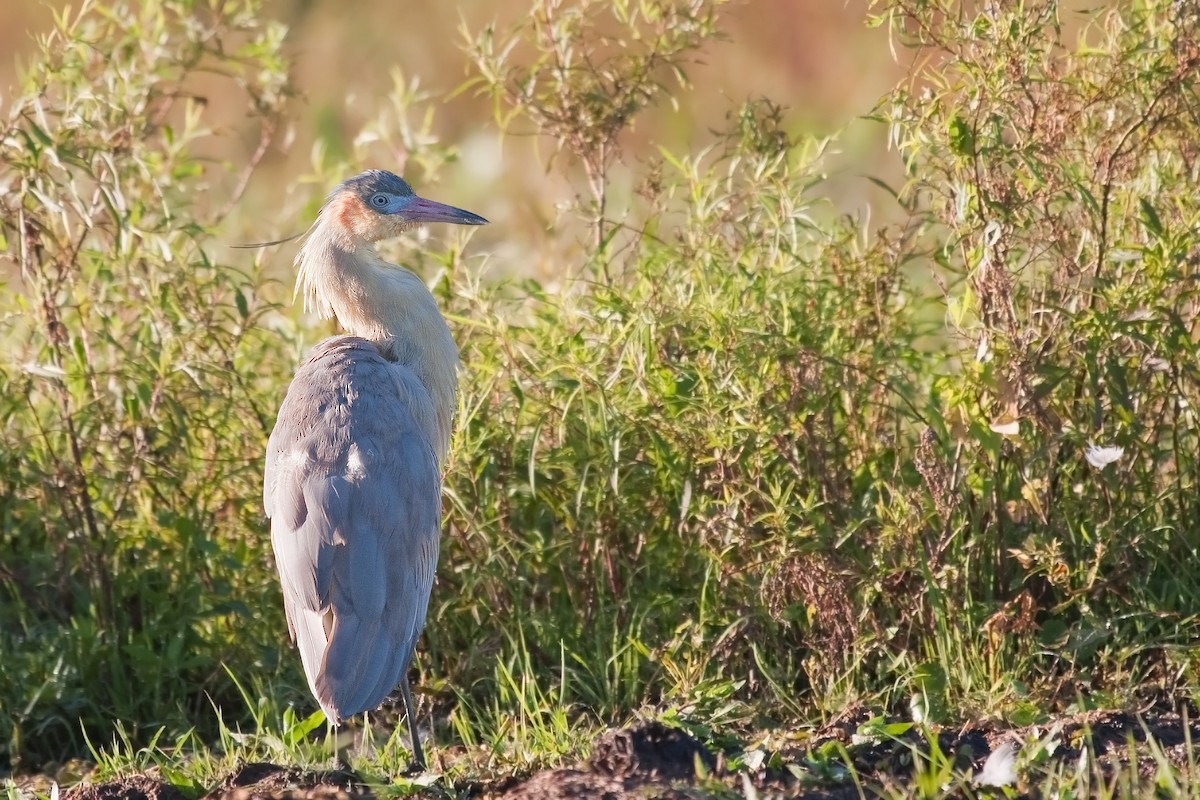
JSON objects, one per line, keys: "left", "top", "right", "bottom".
{"left": 370, "top": 193, "right": 389, "bottom": 208}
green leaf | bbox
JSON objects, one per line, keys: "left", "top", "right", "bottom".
{"left": 1138, "top": 197, "right": 1164, "bottom": 238}
{"left": 947, "top": 115, "right": 975, "bottom": 157}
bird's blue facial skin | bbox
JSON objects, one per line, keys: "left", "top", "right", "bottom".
{"left": 368, "top": 192, "right": 405, "bottom": 215}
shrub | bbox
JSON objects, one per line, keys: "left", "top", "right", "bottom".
{"left": 868, "top": 0, "right": 1200, "bottom": 707}
{"left": 0, "top": 0, "right": 295, "bottom": 771}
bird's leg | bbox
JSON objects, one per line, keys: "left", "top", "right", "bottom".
{"left": 399, "top": 674, "right": 426, "bottom": 772}
{"left": 360, "top": 711, "right": 377, "bottom": 759}
{"left": 326, "top": 716, "right": 352, "bottom": 772}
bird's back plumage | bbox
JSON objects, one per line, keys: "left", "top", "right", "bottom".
{"left": 264, "top": 336, "right": 442, "bottom": 721}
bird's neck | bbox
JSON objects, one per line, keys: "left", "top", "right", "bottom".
{"left": 295, "top": 220, "right": 459, "bottom": 461}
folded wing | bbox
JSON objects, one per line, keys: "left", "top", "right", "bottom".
{"left": 264, "top": 336, "right": 442, "bottom": 721}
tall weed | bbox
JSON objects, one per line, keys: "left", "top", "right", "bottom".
{"left": 0, "top": 0, "right": 295, "bottom": 770}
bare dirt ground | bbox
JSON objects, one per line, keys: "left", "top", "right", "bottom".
{"left": 55, "top": 707, "right": 1200, "bottom": 800}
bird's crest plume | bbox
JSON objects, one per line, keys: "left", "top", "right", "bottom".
{"left": 231, "top": 171, "right": 416, "bottom": 250}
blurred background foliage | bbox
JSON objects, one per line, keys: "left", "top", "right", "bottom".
{"left": 0, "top": 0, "right": 906, "bottom": 279}
{"left": 1, "top": 0, "right": 1199, "bottom": 783}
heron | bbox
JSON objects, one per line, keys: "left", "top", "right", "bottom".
{"left": 262, "top": 170, "right": 487, "bottom": 769}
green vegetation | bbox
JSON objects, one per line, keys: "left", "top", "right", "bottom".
{"left": 0, "top": 0, "right": 296, "bottom": 773}
{"left": 2, "top": 0, "right": 1199, "bottom": 796}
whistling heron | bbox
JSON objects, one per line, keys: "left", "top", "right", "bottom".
{"left": 262, "top": 170, "right": 486, "bottom": 768}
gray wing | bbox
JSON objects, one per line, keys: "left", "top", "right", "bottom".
{"left": 264, "top": 336, "right": 442, "bottom": 721}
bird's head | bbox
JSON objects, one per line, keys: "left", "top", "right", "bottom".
{"left": 325, "top": 169, "right": 488, "bottom": 244}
